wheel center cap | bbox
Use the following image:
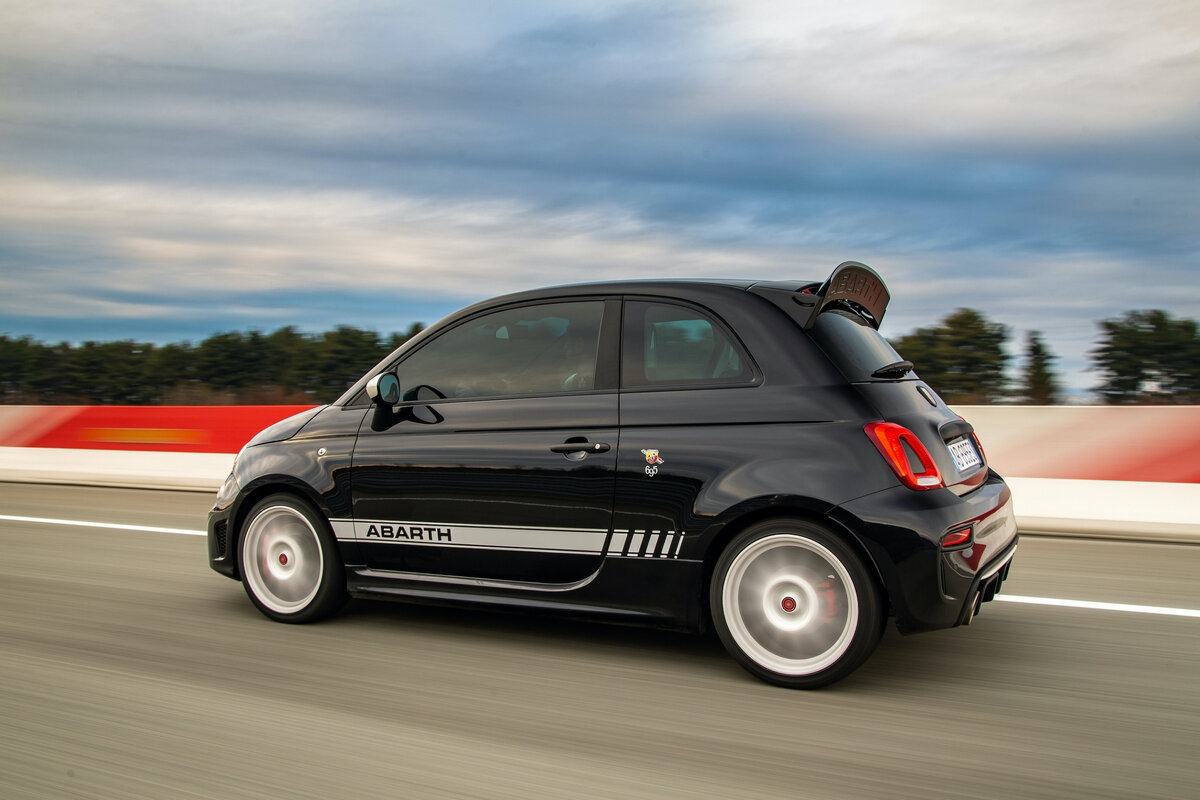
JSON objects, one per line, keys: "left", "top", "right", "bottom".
{"left": 278, "top": 553, "right": 289, "bottom": 566}
{"left": 781, "top": 596, "right": 797, "bottom": 613}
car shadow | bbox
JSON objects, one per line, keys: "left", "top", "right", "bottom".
{"left": 340, "top": 594, "right": 735, "bottom": 667}
{"left": 211, "top": 587, "right": 1041, "bottom": 692}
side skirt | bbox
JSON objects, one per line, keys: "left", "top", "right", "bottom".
{"left": 346, "top": 557, "right": 706, "bottom": 632}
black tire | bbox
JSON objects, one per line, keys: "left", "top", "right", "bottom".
{"left": 238, "top": 493, "right": 347, "bottom": 623}
{"left": 710, "top": 518, "right": 884, "bottom": 688}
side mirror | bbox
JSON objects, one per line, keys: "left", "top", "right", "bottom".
{"left": 366, "top": 373, "right": 401, "bottom": 406}
{"left": 365, "top": 373, "right": 401, "bottom": 431}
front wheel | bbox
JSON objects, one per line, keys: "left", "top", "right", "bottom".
{"left": 710, "top": 519, "right": 884, "bottom": 688}
{"left": 238, "top": 494, "right": 347, "bottom": 623}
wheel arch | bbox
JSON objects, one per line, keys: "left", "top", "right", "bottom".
{"left": 697, "top": 498, "right": 891, "bottom": 632}
{"left": 226, "top": 477, "right": 334, "bottom": 580}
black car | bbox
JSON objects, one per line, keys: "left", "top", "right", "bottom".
{"left": 207, "top": 261, "right": 1017, "bottom": 688}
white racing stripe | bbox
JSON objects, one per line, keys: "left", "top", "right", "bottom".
{"left": 2, "top": 513, "right": 1200, "bottom": 618}
{"left": 333, "top": 518, "right": 609, "bottom": 554}
{"left": 995, "top": 595, "right": 1200, "bottom": 618}
{"left": 0, "top": 513, "right": 205, "bottom": 536}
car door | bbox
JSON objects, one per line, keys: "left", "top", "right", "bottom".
{"left": 349, "top": 298, "right": 619, "bottom": 585}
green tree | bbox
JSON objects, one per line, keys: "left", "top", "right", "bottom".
{"left": 22, "top": 341, "right": 72, "bottom": 403}
{"left": 146, "top": 341, "right": 197, "bottom": 401}
{"left": 890, "top": 308, "right": 1009, "bottom": 404}
{"left": 63, "top": 341, "right": 156, "bottom": 403}
{"left": 1018, "top": 331, "right": 1060, "bottom": 405}
{"left": 309, "top": 326, "right": 386, "bottom": 402}
{"left": 264, "top": 326, "right": 313, "bottom": 396}
{"left": 0, "top": 335, "right": 40, "bottom": 401}
{"left": 194, "top": 332, "right": 250, "bottom": 393}
{"left": 1092, "top": 310, "right": 1200, "bottom": 404}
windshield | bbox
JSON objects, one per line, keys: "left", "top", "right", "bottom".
{"left": 808, "top": 308, "right": 907, "bottom": 382}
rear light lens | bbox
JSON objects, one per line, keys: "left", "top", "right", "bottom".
{"left": 864, "top": 422, "right": 945, "bottom": 491}
{"left": 941, "top": 527, "right": 973, "bottom": 548}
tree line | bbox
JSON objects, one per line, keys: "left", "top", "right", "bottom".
{"left": 0, "top": 324, "right": 424, "bottom": 405}
{"left": 1, "top": 310, "right": 1196, "bottom": 405}
{"left": 890, "top": 308, "right": 1198, "bottom": 405}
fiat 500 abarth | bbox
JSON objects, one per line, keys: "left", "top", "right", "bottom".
{"left": 208, "top": 261, "right": 1017, "bottom": 688}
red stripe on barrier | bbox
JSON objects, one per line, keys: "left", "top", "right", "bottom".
{"left": 961, "top": 406, "right": 1200, "bottom": 484}
{"left": 3, "top": 404, "right": 1199, "bottom": 482}
{"left": 1104, "top": 433, "right": 1200, "bottom": 483}
{"left": 14, "top": 406, "right": 317, "bottom": 453}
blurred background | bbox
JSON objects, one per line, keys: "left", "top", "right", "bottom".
{"left": 2, "top": 1, "right": 1197, "bottom": 405}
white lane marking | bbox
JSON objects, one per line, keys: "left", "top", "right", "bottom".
{"left": 996, "top": 594, "right": 1200, "bottom": 619}
{"left": 0, "top": 514, "right": 205, "bottom": 536}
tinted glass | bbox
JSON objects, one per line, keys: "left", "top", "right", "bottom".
{"left": 622, "top": 301, "right": 751, "bottom": 388}
{"left": 808, "top": 308, "right": 905, "bottom": 380}
{"left": 395, "top": 301, "right": 604, "bottom": 400}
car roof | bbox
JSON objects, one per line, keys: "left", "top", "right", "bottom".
{"left": 469, "top": 278, "right": 821, "bottom": 306}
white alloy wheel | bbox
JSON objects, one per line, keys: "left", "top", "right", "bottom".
{"left": 711, "top": 520, "right": 883, "bottom": 688}
{"left": 239, "top": 495, "right": 346, "bottom": 622}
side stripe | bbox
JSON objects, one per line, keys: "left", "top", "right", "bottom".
{"left": 332, "top": 519, "right": 683, "bottom": 559}
{"left": 607, "top": 530, "right": 682, "bottom": 559}
{"left": 332, "top": 518, "right": 608, "bottom": 555}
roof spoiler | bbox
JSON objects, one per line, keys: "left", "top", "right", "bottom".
{"left": 747, "top": 261, "right": 891, "bottom": 331}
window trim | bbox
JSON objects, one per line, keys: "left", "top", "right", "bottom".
{"left": 619, "top": 296, "right": 762, "bottom": 393}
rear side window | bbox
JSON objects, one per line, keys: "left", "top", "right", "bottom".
{"left": 808, "top": 308, "right": 904, "bottom": 381}
{"left": 622, "top": 301, "right": 752, "bottom": 388}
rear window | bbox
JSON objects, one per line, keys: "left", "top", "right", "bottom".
{"left": 808, "top": 309, "right": 905, "bottom": 381}
{"left": 622, "top": 300, "right": 753, "bottom": 388}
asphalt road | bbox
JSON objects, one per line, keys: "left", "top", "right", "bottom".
{"left": 2, "top": 483, "right": 1197, "bottom": 800}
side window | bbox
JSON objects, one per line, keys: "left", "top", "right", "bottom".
{"left": 395, "top": 301, "right": 604, "bottom": 400}
{"left": 622, "top": 300, "right": 752, "bottom": 388}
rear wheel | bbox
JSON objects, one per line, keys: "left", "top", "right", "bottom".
{"left": 239, "top": 494, "right": 347, "bottom": 623}
{"left": 710, "top": 518, "right": 884, "bottom": 688}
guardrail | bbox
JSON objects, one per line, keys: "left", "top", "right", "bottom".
{"left": 1, "top": 404, "right": 1197, "bottom": 542}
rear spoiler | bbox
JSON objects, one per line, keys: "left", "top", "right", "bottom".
{"left": 747, "top": 261, "right": 891, "bottom": 331}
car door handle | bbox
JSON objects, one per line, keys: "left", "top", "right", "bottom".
{"left": 550, "top": 441, "right": 611, "bottom": 454}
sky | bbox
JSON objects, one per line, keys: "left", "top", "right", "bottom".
{"left": 1, "top": 1, "right": 1198, "bottom": 400}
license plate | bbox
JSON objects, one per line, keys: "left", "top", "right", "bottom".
{"left": 947, "top": 437, "right": 982, "bottom": 472}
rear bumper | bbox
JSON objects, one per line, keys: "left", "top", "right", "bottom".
{"left": 835, "top": 470, "right": 1019, "bottom": 634}
{"left": 957, "top": 539, "right": 1017, "bottom": 626}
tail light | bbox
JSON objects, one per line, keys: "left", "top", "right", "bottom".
{"left": 940, "top": 526, "right": 973, "bottom": 548}
{"left": 864, "top": 422, "right": 945, "bottom": 491}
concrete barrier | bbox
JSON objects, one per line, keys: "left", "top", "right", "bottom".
{"left": 0, "top": 404, "right": 1197, "bottom": 542}
{"left": 1004, "top": 477, "right": 1199, "bottom": 544}
{"left": 0, "top": 446, "right": 233, "bottom": 492}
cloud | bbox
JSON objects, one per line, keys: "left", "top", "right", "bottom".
{"left": 714, "top": 1, "right": 1200, "bottom": 141}
{"left": 0, "top": 1, "right": 1197, "bottom": 398}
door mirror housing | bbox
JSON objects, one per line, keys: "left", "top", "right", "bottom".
{"left": 366, "top": 373, "right": 401, "bottom": 406}
{"left": 366, "top": 373, "right": 401, "bottom": 431}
